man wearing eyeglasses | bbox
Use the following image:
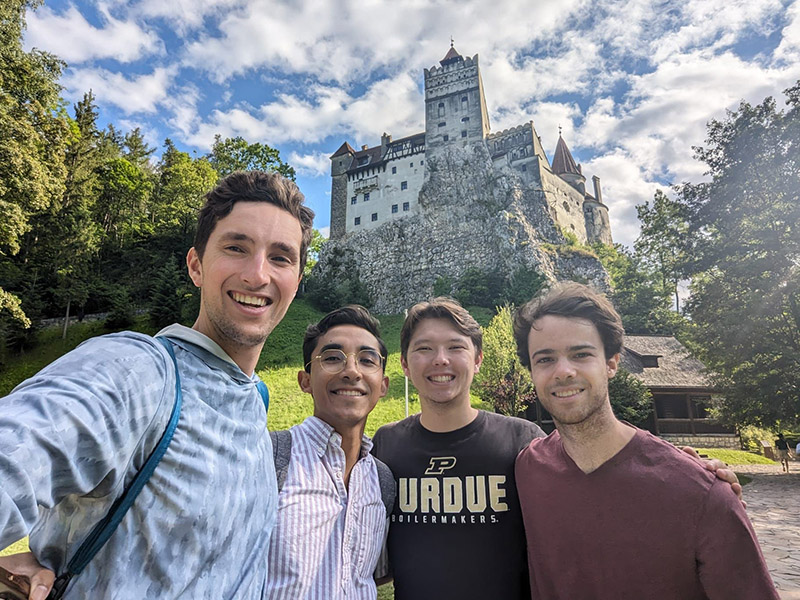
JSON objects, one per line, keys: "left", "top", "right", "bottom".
{"left": 265, "top": 305, "right": 393, "bottom": 600}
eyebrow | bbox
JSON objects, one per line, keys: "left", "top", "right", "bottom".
{"left": 318, "top": 343, "right": 380, "bottom": 354}
{"left": 217, "top": 233, "right": 299, "bottom": 258}
{"left": 530, "top": 344, "right": 598, "bottom": 359}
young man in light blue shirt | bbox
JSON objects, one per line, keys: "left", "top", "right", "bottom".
{"left": 0, "top": 171, "right": 314, "bottom": 599}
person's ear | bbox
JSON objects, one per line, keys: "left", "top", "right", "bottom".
{"left": 298, "top": 370, "right": 312, "bottom": 394}
{"left": 187, "top": 248, "right": 202, "bottom": 287}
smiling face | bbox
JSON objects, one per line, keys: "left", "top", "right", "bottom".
{"left": 299, "top": 324, "right": 389, "bottom": 433}
{"left": 187, "top": 201, "right": 303, "bottom": 370}
{"left": 526, "top": 315, "right": 619, "bottom": 428}
{"left": 402, "top": 318, "right": 483, "bottom": 409}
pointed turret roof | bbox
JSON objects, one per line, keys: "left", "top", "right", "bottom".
{"left": 440, "top": 40, "right": 462, "bottom": 66}
{"left": 551, "top": 134, "right": 581, "bottom": 176}
{"left": 330, "top": 141, "right": 356, "bottom": 158}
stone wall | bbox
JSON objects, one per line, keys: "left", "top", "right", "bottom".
{"left": 660, "top": 433, "right": 742, "bottom": 450}
{"left": 316, "top": 143, "right": 609, "bottom": 314}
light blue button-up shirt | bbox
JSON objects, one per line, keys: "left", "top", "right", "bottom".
{"left": 0, "top": 324, "right": 278, "bottom": 598}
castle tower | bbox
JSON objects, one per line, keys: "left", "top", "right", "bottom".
{"left": 584, "top": 175, "right": 613, "bottom": 244}
{"left": 329, "top": 141, "right": 355, "bottom": 240}
{"left": 551, "top": 133, "right": 586, "bottom": 195}
{"left": 423, "top": 43, "right": 491, "bottom": 156}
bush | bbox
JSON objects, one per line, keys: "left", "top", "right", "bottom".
{"left": 475, "top": 305, "right": 535, "bottom": 417}
{"left": 105, "top": 286, "right": 135, "bottom": 330}
{"left": 305, "top": 247, "right": 372, "bottom": 312}
{"left": 608, "top": 367, "right": 653, "bottom": 429}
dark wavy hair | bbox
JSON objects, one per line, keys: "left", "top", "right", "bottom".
{"left": 302, "top": 305, "right": 388, "bottom": 373}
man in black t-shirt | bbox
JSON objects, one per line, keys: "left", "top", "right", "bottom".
{"left": 372, "top": 298, "right": 544, "bottom": 600}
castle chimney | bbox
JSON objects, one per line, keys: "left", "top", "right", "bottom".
{"left": 381, "top": 132, "right": 392, "bottom": 157}
{"left": 361, "top": 145, "right": 368, "bottom": 151}
{"left": 593, "top": 175, "right": 603, "bottom": 204}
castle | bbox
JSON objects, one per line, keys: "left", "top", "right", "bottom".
{"left": 329, "top": 44, "right": 612, "bottom": 245}
{"left": 320, "top": 45, "right": 612, "bottom": 314}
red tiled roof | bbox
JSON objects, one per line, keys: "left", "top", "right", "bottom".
{"left": 330, "top": 141, "right": 356, "bottom": 158}
{"left": 440, "top": 45, "right": 462, "bottom": 65}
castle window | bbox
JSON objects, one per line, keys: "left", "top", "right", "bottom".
{"left": 401, "top": 181, "right": 408, "bottom": 190}
{"left": 392, "top": 204, "right": 398, "bottom": 214}
{"left": 521, "top": 164, "right": 527, "bottom": 172}
{"left": 358, "top": 156, "right": 369, "bottom": 166}
{"left": 438, "top": 102, "right": 445, "bottom": 117}
{"left": 443, "top": 135, "right": 449, "bottom": 141}
{"left": 392, "top": 166, "right": 397, "bottom": 174}
{"left": 420, "top": 160, "right": 423, "bottom": 165}
{"left": 371, "top": 212, "right": 378, "bottom": 222}
{"left": 410, "top": 162, "right": 413, "bottom": 167}
{"left": 355, "top": 217, "right": 361, "bottom": 226}
{"left": 364, "top": 192, "right": 370, "bottom": 202}
{"left": 438, "top": 122, "right": 446, "bottom": 128}
{"left": 461, "top": 96, "right": 468, "bottom": 110}
{"left": 351, "top": 196, "right": 357, "bottom": 205}
{"left": 461, "top": 130, "right": 467, "bottom": 138}
{"left": 403, "top": 202, "right": 410, "bottom": 211}
{"left": 563, "top": 201, "right": 570, "bottom": 213}
{"left": 461, "top": 117, "right": 469, "bottom": 123}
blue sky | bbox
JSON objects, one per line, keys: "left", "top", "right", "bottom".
{"left": 23, "top": 0, "right": 800, "bottom": 248}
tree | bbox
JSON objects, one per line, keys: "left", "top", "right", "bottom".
{"left": 608, "top": 367, "right": 653, "bottom": 429}
{"left": 475, "top": 305, "right": 536, "bottom": 417}
{"left": 209, "top": 135, "right": 295, "bottom": 180}
{"left": 592, "top": 243, "right": 683, "bottom": 335}
{"left": 635, "top": 189, "right": 690, "bottom": 312}
{"left": 303, "top": 229, "right": 326, "bottom": 278}
{"left": 305, "top": 246, "right": 371, "bottom": 311}
{"left": 149, "top": 255, "right": 184, "bottom": 327}
{"left": 680, "top": 82, "right": 800, "bottom": 427}
{"left": 0, "top": 0, "right": 68, "bottom": 336}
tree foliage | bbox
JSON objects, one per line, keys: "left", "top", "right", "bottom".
{"left": 305, "top": 246, "right": 372, "bottom": 312}
{"left": 209, "top": 135, "right": 295, "bottom": 180}
{"left": 680, "top": 83, "right": 800, "bottom": 427}
{"left": 608, "top": 367, "right": 653, "bottom": 429}
{"left": 475, "top": 305, "right": 536, "bottom": 417}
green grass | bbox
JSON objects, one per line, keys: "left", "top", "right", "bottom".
{"left": 695, "top": 448, "right": 776, "bottom": 466}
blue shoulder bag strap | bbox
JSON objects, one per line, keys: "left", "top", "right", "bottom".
{"left": 48, "top": 336, "right": 183, "bottom": 600}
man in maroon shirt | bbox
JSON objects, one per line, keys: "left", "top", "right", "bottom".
{"left": 512, "top": 282, "right": 778, "bottom": 600}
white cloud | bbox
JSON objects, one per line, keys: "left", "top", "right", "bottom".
{"left": 128, "top": 0, "right": 244, "bottom": 34}
{"left": 774, "top": 0, "right": 800, "bottom": 63}
{"left": 24, "top": 3, "right": 161, "bottom": 64}
{"left": 289, "top": 151, "right": 330, "bottom": 178}
{"left": 62, "top": 67, "right": 175, "bottom": 114}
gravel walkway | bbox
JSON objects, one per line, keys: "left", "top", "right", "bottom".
{"left": 736, "top": 463, "right": 800, "bottom": 600}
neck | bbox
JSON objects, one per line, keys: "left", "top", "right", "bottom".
{"left": 335, "top": 423, "right": 366, "bottom": 488}
{"left": 419, "top": 397, "right": 478, "bottom": 433}
{"left": 557, "top": 406, "right": 636, "bottom": 474}
{"left": 191, "top": 318, "right": 262, "bottom": 376}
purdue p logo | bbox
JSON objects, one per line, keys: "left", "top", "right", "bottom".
{"left": 424, "top": 456, "right": 457, "bottom": 475}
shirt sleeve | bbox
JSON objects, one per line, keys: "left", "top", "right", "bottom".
{"left": 695, "top": 478, "right": 780, "bottom": 599}
{"left": 0, "top": 334, "right": 173, "bottom": 549}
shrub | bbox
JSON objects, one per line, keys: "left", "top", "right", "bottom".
{"left": 475, "top": 305, "right": 535, "bottom": 417}
{"left": 608, "top": 367, "right": 653, "bottom": 429}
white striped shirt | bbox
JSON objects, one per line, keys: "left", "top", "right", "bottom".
{"left": 266, "top": 416, "right": 387, "bottom": 600}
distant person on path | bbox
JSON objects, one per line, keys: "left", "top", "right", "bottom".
{"left": 776, "top": 433, "right": 791, "bottom": 473}
{"left": 512, "top": 282, "right": 779, "bottom": 599}
{"left": 0, "top": 171, "right": 314, "bottom": 599}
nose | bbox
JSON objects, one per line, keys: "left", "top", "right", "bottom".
{"left": 553, "top": 357, "right": 576, "bottom": 380}
{"left": 432, "top": 347, "right": 450, "bottom": 366}
{"left": 340, "top": 354, "right": 362, "bottom": 380}
{"left": 241, "top": 254, "right": 271, "bottom": 288}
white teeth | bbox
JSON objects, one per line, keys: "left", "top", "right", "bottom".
{"left": 334, "top": 390, "right": 364, "bottom": 396}
{"left": 430, "top": 375, "right": 454, "bottom": 383}
{"left": 232, "top": 292, "right": 267, "bottom": 307}
{"left": 553, "top": 389, "right": 581, "bottom": 398}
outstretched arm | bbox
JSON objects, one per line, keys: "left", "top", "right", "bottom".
{"left": 0, "top": 553, "right": 54, "bottom": 600}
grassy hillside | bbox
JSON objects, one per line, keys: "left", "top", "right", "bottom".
{"left": 0, "top": 299, "right": 492, "bottom": 434}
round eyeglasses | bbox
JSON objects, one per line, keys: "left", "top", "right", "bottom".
{"left": 306, "top": 349, "right": 384, "bottom": 374}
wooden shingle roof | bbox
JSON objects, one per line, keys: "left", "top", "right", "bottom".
{"left": 621, "top": 335, "right": 712, "bottom": 390}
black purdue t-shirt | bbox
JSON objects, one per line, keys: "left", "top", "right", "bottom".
{"left": 372, "top": 410, "right": 545, "bottom": 600}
